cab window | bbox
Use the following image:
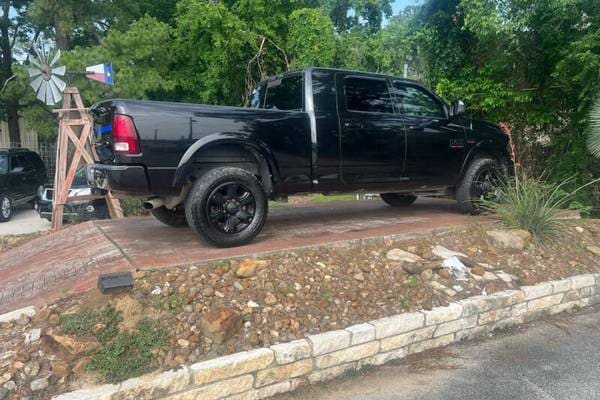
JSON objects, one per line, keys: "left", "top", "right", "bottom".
{"left": 344, "top": 77, "right": 394, "bottom": 114}
{"left": 264, "top": 74, "right": 303, "bottom": 111}
{"left": 391, "top": 82, "right": 445, "bottom": 118}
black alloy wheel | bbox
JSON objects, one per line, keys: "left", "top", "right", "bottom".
{"left": 206, "top": 182, "right": 256, "bottom": 234}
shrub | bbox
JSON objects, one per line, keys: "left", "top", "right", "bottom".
{"left": 119, "top": 198, "right": 148, "bottom": 217}
{"left": 481, "top": 173, "right": 597, "bottom": 240}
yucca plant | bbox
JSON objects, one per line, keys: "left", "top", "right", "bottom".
{"left": 588, "top": 98, "right": 600, "bottom": 157}
{"left": 481, "top": 173, "right": 598, "bottom": 241}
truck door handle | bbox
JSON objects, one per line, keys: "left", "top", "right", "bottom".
{"left": 344, "top": 122, "right": 363, "bottom": 129}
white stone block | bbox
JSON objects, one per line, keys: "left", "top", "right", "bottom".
{"left": 308, "top": 330, "right": 351, "bottom": 356}
{"left": 370, "top": 312, "right": 424, "bottom": 339}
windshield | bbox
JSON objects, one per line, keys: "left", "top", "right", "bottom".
{"left": 0, "top": 155, "right": 7, "bottom": 174}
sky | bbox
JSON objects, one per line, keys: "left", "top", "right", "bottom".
{"left": 392, "top": 0, "right": 419, "bottom": 15}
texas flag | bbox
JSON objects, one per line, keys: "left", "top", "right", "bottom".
{"left": 86, "top": 63, "right": 114, "bottom": 85}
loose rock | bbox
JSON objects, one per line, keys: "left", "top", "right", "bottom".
{"left": 587, "top": 246, "right": 600, "bottom": 256}
{"left": 30, "top": 378, "right": 49, "bottom": 392}
{"left": 199, "top": 307, "right": 241, "bottom": 344}
{"left": 486, "top": 229, "right": 531, "bottom": 250}
{"left": 432, "top": 245, "right": 467, "bottom": 259}
{"left": 386, "top": 248, "right": 423, "bottom": 263}
{"left": 236, "top": 259, "right": 258, "bottom": 278}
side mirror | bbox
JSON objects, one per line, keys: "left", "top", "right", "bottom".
{"left": 11, "top": 166, "right": 24, "bottom": 173}
{"left": 450, "top": 100, "right": 466, "bottom": 117}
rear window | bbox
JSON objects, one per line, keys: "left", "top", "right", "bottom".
{"left": 248, "top": 83, "right": 266, "bottom": 109}
{"left": 344, "top": 77, "right": 393, "bottom": 114}
{"left": 263, "top": 75, "right": 303, "bottom": 111}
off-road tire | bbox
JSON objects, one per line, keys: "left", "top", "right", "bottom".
{"left": 455, "top": 157, "right": 503, "bottom": 214}
{"left": 0, "top": 194, "right": 12, "bottom": 222}
{"left": 151, "top": 206, "right": 188, "bottom": 227}
{"left": 185, "top": 167, "right": 268, "bottom": 247}
{"left": 380, "top": 193, "right": 417, "bottom": 207}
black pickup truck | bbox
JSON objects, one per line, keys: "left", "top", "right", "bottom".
{"left": 87, "top": 67, "right": 509, "bottom": 247}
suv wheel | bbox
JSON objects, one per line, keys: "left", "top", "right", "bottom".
{"left": 185, "top": 167, "right": 268, "bottom": 247}
{"left": 151, "top": 206, "right": 188, "bottom": 227}
{"left": 380, "top": 193, "right": 417, "bottom": 207}
{"left": 0, "top": 194, "right": 12, "bottom": 222}
{"left": 455, "top": 157, "right": 504, "bottom": 214}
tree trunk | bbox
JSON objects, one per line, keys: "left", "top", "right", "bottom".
{"left": 54, "top": 12, "right": 70, "bottom": 50}
{"left": 6, "top": 104, "right": 19, "bottom": 145}
{"left": 0, "top": 0, "right": 20, "bottom": 146}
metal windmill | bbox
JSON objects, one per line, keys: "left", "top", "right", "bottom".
{"left": 27, "top": 43, "right": 67, "bottom": 106}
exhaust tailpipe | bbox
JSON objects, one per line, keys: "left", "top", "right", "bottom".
{"left": 143, "top": 198, "right": 165, "bottom": 211}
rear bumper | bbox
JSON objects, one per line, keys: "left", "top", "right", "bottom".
{"left": 86, "top": 164, "right": 150, "bottom": 194}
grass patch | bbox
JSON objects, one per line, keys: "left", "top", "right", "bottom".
{"left": 60, "top": 305, "right": 122, "bottom": 344}
{"left": 150, "top": 292, "right": 187, "bottom": 313}
{"left": 306, "top": 194, "right": 357, "bottom": 203}
{"left": 87, "top": 320, "right": 169, "bottom": 383}
{"left": 404, "top": 276, "right": 419, "bottom": 288}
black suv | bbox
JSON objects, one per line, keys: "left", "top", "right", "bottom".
{"left": 0, "top": 148, "right": 47, "bottom": 222}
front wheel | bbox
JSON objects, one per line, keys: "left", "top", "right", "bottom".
{"left": 455, "top": 157, "right": 505, "bottom": 214}
{"left": 185, "top": 167, "right": 268, "bottom": 247}
{"left": 0, "top": 194, "right": 12, "bottom": 222}
{"left": 380, "top": 193, "right": 417, "bottom": 207}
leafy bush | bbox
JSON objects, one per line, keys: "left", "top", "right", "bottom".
{"left": 119, "top": 198, "right": 148, "bottom": 217}
{"left": 87, "top": 320, "right": 169, "bottom": 383}
{"left": 481, "top": 174, "right": 597, "bottom": 240}
{"left": 60, "top": 305, "right": 122, "bottom": 344}
{"left": 588, "top": 98, "right": 600, "bottom": 158}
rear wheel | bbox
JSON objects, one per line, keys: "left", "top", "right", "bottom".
{"left": 455, "top": 157, "right": 504, "bottom": 214}
{"left": 185, "top": 167, "right": 268, "bottom": 247}
{"left": 151, "top": 206, "right": 188, "bottom": 227}
{"left": 380, "top": 193, "right": 417, "bottom": 207}
{"left": 0, "top": 194, "right": 12, "bottom": 222}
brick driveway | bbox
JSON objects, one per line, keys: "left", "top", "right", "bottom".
{"left": 0, "top": 198, "right": 475, "bottom": 314}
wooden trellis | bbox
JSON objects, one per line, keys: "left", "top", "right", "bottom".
{"left": 51, "top": 87, "right": 123, "bottom": 230}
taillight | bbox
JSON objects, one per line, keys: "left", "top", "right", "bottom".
{"left": 112, "top": 114, "right": 141, "bottom": 155}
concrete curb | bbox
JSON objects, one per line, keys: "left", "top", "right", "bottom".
{"left": 49, "top": 271, "right": 600, "bottom": 400}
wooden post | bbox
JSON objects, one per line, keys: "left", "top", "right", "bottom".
{"left": 51, "top": 87, "right": 123, "bottom": 231}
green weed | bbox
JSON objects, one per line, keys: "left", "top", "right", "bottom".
{"left": 87, "top": 320, "right": 169, "bottom": 383}
{"left": 60, "top": 305, "right": 122, "bottom": 344}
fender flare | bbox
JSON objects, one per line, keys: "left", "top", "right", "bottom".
{"left": 458, "top": 139, "right": 508, "bottom": 180}
{"left": 172, "top": 132, "right": 280, "bottom": 191}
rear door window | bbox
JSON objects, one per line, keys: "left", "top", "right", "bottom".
{"left": 264, "top": 75, "right": 304, "bottom": 111}
{"left": 344, "top": 76, "right": 394, "bottom": 114}
{"left": 17, "top": 155, "right": 35, "bottom": 172}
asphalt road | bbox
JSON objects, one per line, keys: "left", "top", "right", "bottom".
{"left": 276, "top": 306, "right": 600, "bottom": 400}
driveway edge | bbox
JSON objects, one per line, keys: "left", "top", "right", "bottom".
{"left": 49, "top": 271, "right": 600, "bottom": 400}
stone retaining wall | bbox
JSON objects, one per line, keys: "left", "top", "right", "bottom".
{"left": 53, "top": 272, "right": 600, "bottom": 400}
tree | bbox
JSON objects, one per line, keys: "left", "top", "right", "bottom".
{"left": 0, "top": 0, "right": 32, "bottom": 145}
{"left": 287, "top": 9, "right": 335, "bottom": 68}
{"left": 589, "top": 99, "right": 600, "bottom": 158}
{"left": 325, "top": 0, "right": 393, "bottom": 32}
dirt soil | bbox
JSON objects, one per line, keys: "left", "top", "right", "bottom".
{"left": 0, "top": 220, "right": 598, "bottom": 399}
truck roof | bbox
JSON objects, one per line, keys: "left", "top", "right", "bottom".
{"left": 261, "top": 67, "right": 422, "bottom": 86}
